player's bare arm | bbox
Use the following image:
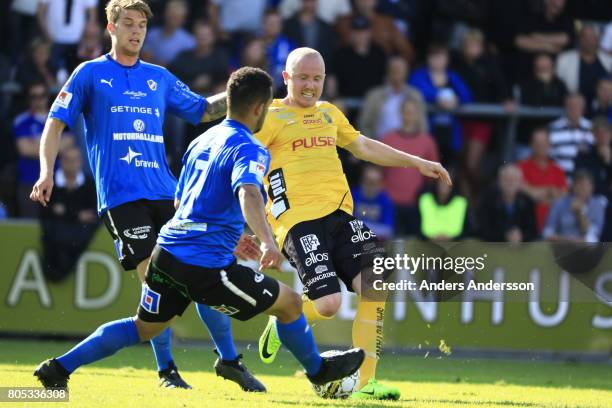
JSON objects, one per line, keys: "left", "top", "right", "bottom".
{"left": 238, "top": 184, "right": 283, "bottom": 270}
{"left": 201, "top": 91, "right": 228, "bottom": 122}
{"left": 345, "top": 134, "right": 452, "bottom": 186}
{"left": 30, "top": 117, "right": 67, "bottom": 206}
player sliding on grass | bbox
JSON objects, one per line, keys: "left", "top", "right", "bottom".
{"left": 34, "top": 67, "right": 365, "bottom": 392}
{"left": 31, "top": 0, "right": 264, "bottom": 391}
{"left": 256, "top": 47, "right": 452, "bottom": 400}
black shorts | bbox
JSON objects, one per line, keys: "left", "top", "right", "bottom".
{"left": 283, "top": 210, "right": 386, "bottom": 300}
{"left": 102, "top": 199, "right": 175, "bottom": 271}
{"left": 137, "top": 246, "right": 281, "bottom": 322}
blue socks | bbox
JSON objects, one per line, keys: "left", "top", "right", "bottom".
{"left": 150, "top": 328, "right": 173, "bottom": 371}
{"left": 276, "top": 314, "right": 322, "bottom": 376}
{"left": 195, "top": 304, "right": 238, "bottom": 361}
{"left": 56, "top": 317, "right": 140, "bottom": 374}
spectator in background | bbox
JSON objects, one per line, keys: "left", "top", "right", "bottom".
{"left": 142, "top": 0, "right": 195, "bottom": 66}
{"left": 574, "top": 117, "right": 612, "bottom": 196}
{"left": 590, "top": 77, "right": 612, "bottom": 121}
{"left": 208, "top": 0, "right": 267, "bottom": 53}
{"left": 13, "top": 83, "right": 73, "bottom": 218}
{"left": 40, "top": 146, "right": 97, "bottom": 282}
{"left": 10, "top": 0, "right": 43, "bottom": 65}
{"left": 556, "top": 24, "right": 612, "bottom": 108}
{"left": 279, "top": 0, "right": 351, "bottom": 25}
{"left": 77, "top": 20, "right": 103, "bottom": 64}
{"left": 336, "top": 0, "right": 414, "bottom": 62}
{"left": 549, "top": 93, "right": 594, "bottom": 178}
{"left": 381, "top": 97, "right": 439, "bottom": 237}
{"left": 409, "top": 43, "right": 472, "bottom": 166}
{"left": 514, "top": 0, "right": 574, "bottom": 77}
{"left": 518, "top": 127, "right": 568, "bottom": 234}
{"left": 543, "top": 169, "right": 607, "bottom": 242}
{"left": 262, "top": 9, "right": 296, "bottom": 93}
{"left": 238, "top": 37, "right": 268, "bottom": 72}
{"left": 477, "top": 164, "right": 537, "bottom": 242}
{"left": 453, "top": 28, "right": 513, "bottom": 200}
{"left": 520, "top": 53, "right": 568, "bottom": 108}
{"left": 169, "top": 21, "right": 230, "bottom": 95}
{"left": 351, "top": 165, "right": 395, "bottom": 240}
{"left": 16, "top": 38, "right": 58, "bottom": 92}
{"left": 37, "top": 0, "right": 98, "bottom": 72}
{"left": 418, "top": 179, "right": 469, "bottom": 242}
{"left": 359, "top": 56, "right": 424, "bottom": 139}
{"left": 601, "top": 22, "right": 612, "bottom": 55}
{"left": 282, "top": 0, "right": 335, "bottom": 63}
{"left": 331, "top": 17, "right": 387, "bottom": 101}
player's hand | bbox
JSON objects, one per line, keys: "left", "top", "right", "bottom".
{"left": 416, "top": 159, "right": 452, "bottom": 186}
{"left": 259, "top": 242, "right": 283, "bottom": 271}
{"left": 234, "top": 234, "right": 262, "bottom": 260}
{"left": 30, "top": 175, "right": 54, "bottom": 207}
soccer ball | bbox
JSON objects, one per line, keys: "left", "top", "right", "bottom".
{"left": 311, "top": 350, "right": 360, "bottom": 399}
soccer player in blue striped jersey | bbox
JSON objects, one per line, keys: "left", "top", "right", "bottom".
{"left": 30, "top": 0, "right": 263, "bottom": 391}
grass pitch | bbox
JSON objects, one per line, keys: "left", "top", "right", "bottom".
{"left": 0, "top": 339, "right": 610, "bottom": 408}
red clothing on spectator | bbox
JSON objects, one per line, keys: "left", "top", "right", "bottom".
{"left": 517, "top": 157, "right": 568, "bottom": 232}
{"left": 381, "top": 131, "right": 439, "bottom": 206}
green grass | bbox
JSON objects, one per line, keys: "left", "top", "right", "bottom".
{"left": 0, "top": 339, "right": 610, "bottom": 407}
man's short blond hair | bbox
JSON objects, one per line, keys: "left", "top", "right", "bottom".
{"left": 285, "top": 47, "right": 325, "bottom": 74}
{"left": 105, "top": 0, "right": 153, "bottom": 24}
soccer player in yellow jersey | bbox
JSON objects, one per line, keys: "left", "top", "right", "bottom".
{"left": 256, "top": 47, "right": 451, "bottom": 400}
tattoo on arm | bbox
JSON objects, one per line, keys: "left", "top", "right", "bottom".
{"left": 202, "top": 91, "right": 228, "bottom": 122}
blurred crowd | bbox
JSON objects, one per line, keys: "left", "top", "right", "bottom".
{"left": 0, "top": 0, "right": 611, "bottom": 252}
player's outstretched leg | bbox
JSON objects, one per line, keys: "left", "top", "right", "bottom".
{"left": 266, "top": 284, "right": 365, "bottom": 385}
{"left": 196, "top": 303, "right": 266, "bottom": 392}
{"left": 34, "top": 317, "right": 168, "bottom": 390}
{"left": 349, "top": 275, "right": 400, "bottom": 401}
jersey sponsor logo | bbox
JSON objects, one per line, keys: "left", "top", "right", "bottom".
{"left": 110, "top": 106, "right": 156, "bottom": 115}
{"left": 305, "top": 251, "right": 329, "bottom": 267}
{"left": 351, "top": 229, "right": 376, "bottom": 243}
{"left": 305, "top": 271, "right": 337, "bottom": 288}
{"left": 249, "top": 160, "right": 266, "bottom": 182}
{"left": 166, "top": 219, "right": 208, "bottom": 232}
{"left": 291, "top": 136, "right": 335, "bottom": 151}
{"left": 303, "top": 119, "right": 323, "bottom": 125}
{"left": 100, "top": 78, "right": 114, "bottom": 88}
{"left": 123, "top": 225, "right": 151, "bottom": 240}
{"left": 314, "top": 265, "right": 328, "bottom": 274}
{"left": 349, "top": 219, "right": 364, "bottom": 233}
{"left": 267, "top": 169, "right": 290, "bottom": 218}
{"left": 113, "top": 133, "right": 164, "bottom": 143}
{"left": 300, "top": 234, "right": 320, "bottom": 253}
{"left": 55, "top": 90, "right": 73, "bottom": 109}
{"left": 123, "top": 90, "right": 147, "bottom": 99}
{"left": 140, "top": 284, "right": 160, "bottom": 314}
{"left": 211, "top": 304, "right": 240, "bottom": 316}
{"left": 120, "top": 146, "right": 160, "bottom": 168}
{"left": 147, "top": 79, "right": 157, "bottom": 91}
{"left": 133, "top": 119, "right": 145, "bottom": 132}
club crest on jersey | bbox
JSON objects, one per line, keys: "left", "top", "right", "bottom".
{"left": 140, "top": 284, "right": 160, "bottom": 314}
{"left": 322, "top": 112, "right": 332, "bottom": 124}
{"left": 300, "top": 234, "right": 320, "bottom": 253}
{"left": 147, "top": 79, "right": 158, "bottom": 91}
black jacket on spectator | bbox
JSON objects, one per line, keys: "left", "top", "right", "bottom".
{"left": 574, "top": 147, "right": 612, "bottom": 196}
{"left": 520, "top": 76, "right": 568, "bottom": 107}
{"left": 332, "top": 44, "right": 387, "bottom": 98}
{"left": 283, "top": 15, "right": 335, "bottom": 63}
{"left": 476, "top": 186, "right": 538, "bottom": 242}
{"left": 40, "top": 176, "right": 98, "bottom": 282}
{"left": 453, "top": 53, "right": 510, "bottom": 102}
{"left": 168, "top": 47, "right": 230, "bottom": 92}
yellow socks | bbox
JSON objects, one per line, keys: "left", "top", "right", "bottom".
{"left": 352, "top": 299, "right": 385, "bottom": 389}
{"left": 301, "top": 295, "right": 333, "bottom": 324}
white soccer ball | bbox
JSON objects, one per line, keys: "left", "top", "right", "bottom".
{"left": 311, "top": 350, "right": 360, "bottom": 399}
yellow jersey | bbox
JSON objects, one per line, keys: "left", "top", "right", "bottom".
{"left": 254, "top": 99, "right": 360, "bottom": 249}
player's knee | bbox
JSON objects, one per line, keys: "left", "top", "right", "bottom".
{"left": 314, "top": 294, "right": 341, "bottom": 318}
{"left": 134, "top": 317, "right": 162, "bottom": 342}
{"left": 276, "top": 291, "right": 303, "bottom": 322}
